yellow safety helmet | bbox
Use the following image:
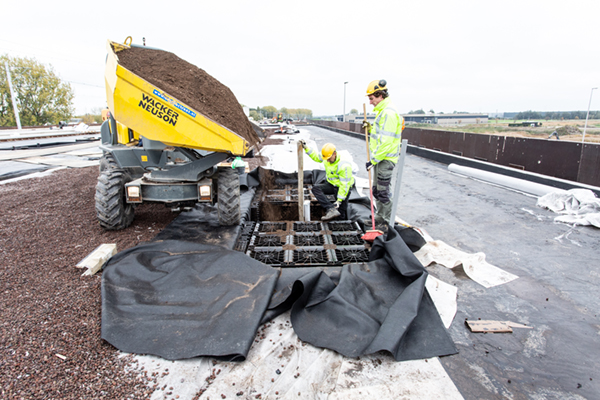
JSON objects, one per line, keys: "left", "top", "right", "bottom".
{"left": 366, "top": 79, "right": 388, "bottom": 95}
{"left": 321, "top": 143, "right": 336, "bottom": 159}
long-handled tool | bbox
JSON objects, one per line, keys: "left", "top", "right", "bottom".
{"left": 361, "top": 104, "right": 384, "bottom": 242}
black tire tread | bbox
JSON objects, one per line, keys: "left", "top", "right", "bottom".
{"left": 217, "top": 168, "right": 241, "bottom": 226}
{"left": 95, "top": 154, "right": 134, "bottom": 230}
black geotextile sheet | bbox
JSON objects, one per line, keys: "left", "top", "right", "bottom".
{"left": 101, "top": 167, "right": 457, "bottom": 361}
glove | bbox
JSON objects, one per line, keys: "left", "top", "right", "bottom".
{"left": 365, "top": 161, "right": 373, "bottom": 171}
{"left": 333, "top": 201, "right": 341, "bottom": 209}
{"left": 299, "top": 139, "right": 307, "bottom": 149}
{"left": 362, "top": 121, "right": 371, "bottom": 130}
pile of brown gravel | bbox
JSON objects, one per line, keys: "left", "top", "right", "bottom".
{"left": 0, "top": 166, "right": 177, "bottom": 399}
{"left": 0, "top": 132, "right": 277, "bottom": 398}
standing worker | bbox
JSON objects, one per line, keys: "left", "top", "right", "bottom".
{"left": 363, "top": 79, "right": 404, "bottom": 229}
{"left": 300, "top": 141, "right": 355, "bottom": 221}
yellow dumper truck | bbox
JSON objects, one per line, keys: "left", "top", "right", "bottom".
{"left": 96, "top": 39, "right": 253, "bottom": 229}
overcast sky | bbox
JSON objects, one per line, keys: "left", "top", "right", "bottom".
{"left": 2, "top": 0, "right": 599, "bottom": 117}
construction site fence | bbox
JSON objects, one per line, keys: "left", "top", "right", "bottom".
{"left": 308, "top": 120, "right": 600, "bottom": 188}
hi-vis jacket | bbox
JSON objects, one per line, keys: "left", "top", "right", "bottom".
{"left": 305, "top": 147, "right": 355, "bottom": 201}
{"left": 369, "top": 97, "right": 404, "bottom": 164}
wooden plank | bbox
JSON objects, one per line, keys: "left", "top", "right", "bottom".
{"left": 466, "top": 320, "right": 533, "bottom": 333}
{"left": 77, "top": 243, "right": 117, "bottom": 276}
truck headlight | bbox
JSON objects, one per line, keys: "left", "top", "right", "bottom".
{"left": 198, "top": 185, "right": 211, "bottom": 201}
{"left": 126, "top": 186, "right": 141, "bottom": 202}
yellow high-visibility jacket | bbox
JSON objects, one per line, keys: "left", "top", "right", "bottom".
{"left": 369, "top": 97, "right": 404, "bottom": 164}
{"left": 305, "top": 147, "right": 355, "bottom": 201}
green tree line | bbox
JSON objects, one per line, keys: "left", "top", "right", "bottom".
{"left": 1, "top": 55, "right": 74, "bottom": 127}
{"left": 249, "top": 105, "right": 312, "bottom": 121}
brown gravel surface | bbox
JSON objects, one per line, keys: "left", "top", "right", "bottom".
{"left": 0, "top": 166, "right": 178, "bottom": 399}
{"left": 0, "top": 132, "right": 277, "bottom": 398}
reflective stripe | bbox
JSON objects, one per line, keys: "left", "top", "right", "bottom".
{"left": 339, "top": 177, "right": 352, "bottom": 182}
{"left": 375, "top": 110, "right": 401, "bottom": 138}
{"left": 338, "top": 160, "right": 352, "bottom": 169}
{"left": 376, "top": 129, "right": 401, "bottom": 138}
{"left": 370, "top": 143, "right": 383, "bottom": 161}
{"left": 370, "top": 103, "right": 402, "bottom": 163}
{"left": 374, "top": 107, "right": 397, "bottom": 125}
{"left": 307, "top": 147, "right": 323, "bottom": 161}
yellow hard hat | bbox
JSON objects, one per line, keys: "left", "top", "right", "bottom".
{"left": 366, "top": 79, "right": 388, "bottom": 95}
{"left": 321, "top": 143, "right": 336, "bottom": 159}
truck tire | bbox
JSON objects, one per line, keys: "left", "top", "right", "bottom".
{"left": 217, "top": 167, "right": 241, "bottom": 226}
{"left": 95, "top": 154, "right": 135, "bottom": 230}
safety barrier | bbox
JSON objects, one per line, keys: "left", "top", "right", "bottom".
{"left": 309, "top": 120, "right": 600, "bottom": 188}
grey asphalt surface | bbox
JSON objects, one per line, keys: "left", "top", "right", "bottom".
{"left": 303, "top": 124, "right": 599, "bottom": 400}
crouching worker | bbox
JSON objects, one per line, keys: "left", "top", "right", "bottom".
{"left": 300, "top": 141, "right": 355, "bottom": 221}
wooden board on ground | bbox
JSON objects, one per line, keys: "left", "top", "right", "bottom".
{"left": 466, "top": 320, "right": 533, "bottom": 333}
{"left": 77, "top": 243, "right": 117, "bottom": 276}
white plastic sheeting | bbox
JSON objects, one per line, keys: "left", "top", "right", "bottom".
{"left": 448, "top": 163, "right": 560, "bottom": 197}
{"left": 132, "top": 311, "right": 463, "bottom": 400}
{"left": 425, "top": 275, "right": 458, "bottom": 328}
{"left": 537, "top": 188, "right": 600, "bottom": 228}
{"left": 259, "top": 131, "right": 359, "bottom": 175}
{"left": 414, "top": 240, "right": 518, "bottom": 288}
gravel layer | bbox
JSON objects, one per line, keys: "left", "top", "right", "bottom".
{"left": 0, "top": 131, "right": 278, "bottom": 398}
{"left": 0, "top": 166, "right": 178, "bottom": 399}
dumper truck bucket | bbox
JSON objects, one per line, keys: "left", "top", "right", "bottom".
{"left": 104, "top": 40, "right": 250, "bottom": 156}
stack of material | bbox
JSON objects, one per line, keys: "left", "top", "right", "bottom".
{"left": 116, "top": 45, "right": 260, "bottom": 148}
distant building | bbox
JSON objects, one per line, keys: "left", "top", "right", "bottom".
{"left": 346, "top": 113, "right": 488, "bottom": 125}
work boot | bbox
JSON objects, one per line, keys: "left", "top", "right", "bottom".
{"left": 321, "top": 207, "right": 341, "bottom": 221}
{"left": 374, "top": 221, "right": 389, "bottom": 233}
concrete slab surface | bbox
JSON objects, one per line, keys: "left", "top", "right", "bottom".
{"left": 0, "top": 140, "right": 101, "bottom": 161}
{"left": 19, "top": 155, "right": 100, "bottom": 168}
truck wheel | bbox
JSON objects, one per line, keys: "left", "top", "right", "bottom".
{"left": 99, "top": 151, "right": 114, "bottom": 172}
{"left": 217, "top": 167, "right": 241, "bottom": 226}
{"left": 95, "top": 160, "right": 135, "bottom": 230}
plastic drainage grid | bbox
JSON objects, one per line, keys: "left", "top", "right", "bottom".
{"left": 260, "top": 185, "right": 317, "bottom": 204}
{"left": 233, "top": 221, "right": 257, "bottom": 253}
{"left": 237, "top": 220, "right": 370, "bottom": 267}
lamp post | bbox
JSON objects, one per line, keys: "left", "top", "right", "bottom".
{"left": 581, "top": 87, "right": 597, "bottom": 144}
{"left": 4, "top": 62, "right": 22, "bottom": 130}
{"left": 343, "top": 82, "right": 348, "bottom": 122}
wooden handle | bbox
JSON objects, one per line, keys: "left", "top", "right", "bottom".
{"left": 363, "top": 104, "right": 370, "bottom": 162}
{"left": 363, "top": 103, "right": 372, "bottom": 187}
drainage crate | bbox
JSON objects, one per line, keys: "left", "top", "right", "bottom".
{"left": 235, "top": 220, "right": 370, "bottom": 267}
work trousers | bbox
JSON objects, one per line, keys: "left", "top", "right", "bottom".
{"left": 311, "top": 182, "right": 350, "bottom": 220}
{"left": 372, "top": 159, "right": 396, "bottom": 224}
